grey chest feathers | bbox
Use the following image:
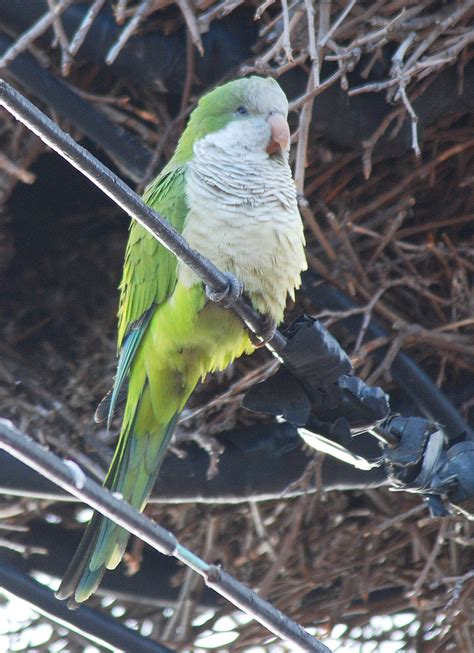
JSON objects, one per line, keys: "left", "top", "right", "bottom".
{"left": 179, "top": 142, "right": 307, "bottom": 323}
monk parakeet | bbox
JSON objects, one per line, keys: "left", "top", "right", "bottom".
{"left": 57, "top": 75, "right": 307, "bottom": 604}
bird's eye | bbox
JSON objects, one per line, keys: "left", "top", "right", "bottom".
{"left": 236, "top": 105, "right": 248, "bottom": 115}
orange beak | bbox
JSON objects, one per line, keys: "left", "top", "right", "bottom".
{"left": 266, "top": 113, "right": 290, "bottom": 154}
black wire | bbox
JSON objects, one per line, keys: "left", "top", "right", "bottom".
{"left": 0, "top": 424, "right": 386, "bottom": 503}
{"left": 0, "top": 560, "right": 172, "bottom": 653}
{"left": 307, "top": 277, "right": 473, "bottom": 440}
{"left": 0, "top": 79, "right": 287, "bottom": 352}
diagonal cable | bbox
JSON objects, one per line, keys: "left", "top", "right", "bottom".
{"left": 0, "top": 419, "right": 330, "bottom": 653}
{"left": 0, "top": 559, "right": 172, "bottom": 653}
{"left": 0, "top": 79, "right": 287, "bottom": 353}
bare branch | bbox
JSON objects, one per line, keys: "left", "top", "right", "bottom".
{"left": 0, "top": 0, "right": 75, "bottom": 69}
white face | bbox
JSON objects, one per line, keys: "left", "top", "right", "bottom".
{"left": 198, "top": 79, "right": 289, "bottom": 156}
{"left": 241, "top": 77, "right": 289, "bottom": 119}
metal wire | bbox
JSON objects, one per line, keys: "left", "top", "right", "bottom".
{"left": 0, "top": 79, "right": 287, "bottom": 353}
{"left": 0, "top": 419, "right": 330, "bottom": 652}
{"left": 0, "top": 560, "right": 172, "bottom": 653}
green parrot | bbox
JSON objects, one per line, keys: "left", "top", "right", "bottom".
{"left": 57, "top": 75, "right": 307, "bottom": 605}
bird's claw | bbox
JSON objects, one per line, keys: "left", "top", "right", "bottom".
{"left": 248, "top": 314, "right": 277, "bottom": 348}
{"left": 205, "top": 273, "right": 243, "bottom": 308}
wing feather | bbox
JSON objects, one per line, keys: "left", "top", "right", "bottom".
{"left": 100, "top": 163, "right": 189, "bottom": 426}
{"left": 117, "top": 163, "right": 188, "bottom": 348}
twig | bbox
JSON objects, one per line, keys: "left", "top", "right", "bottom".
{"left": 259, "top": 494, "right": 307, "bottom": 597}
{"left": 348, "top": 77, "right": 399, "bottom": 96}
{"left": 281, "top": 0, "right": 294, "bottom": 61}
{"left": 361, "top": 107, "right": 404, "bottom": 179}
{"left": 392, "top": 33, "right": 421, "bottom": 157}
{"left": 294, "top": 68, "right": 317, "bottom": 195}
{"left": 47, "top": 0, "right": 73, "bottom": 75}
{"left": 114, "top": 0, "right": 129, "bottom": 25}
{"left": 318, "top": 0, "right": 356, "bottom": 48}
{"left": 180, "top": 26, "right": 195, "bottom": 115}
{"left": 257, "top": 8, "right": 304, "bottom": 66}
{"left": 351, "top": 139, "right": 474, "bottom": 222}
{"left": 0, "top": 535, "right": 47, "bottom": 556}
{"left": 106, "top": 0, "right": 155, "bottom": 65}
{"left": 317, "top": 0, "right": 331, "bottom": 65}
{"left": 198, "top": 0, "right": 245, "bottom": 32}
{"left": 396, "top": 81, "right": 421, "bottom": 156}
{"left": 325, "top": 9, "right": 408, "bottom": 60}
{"left": 69, "top": 0, "right": 107, "bottom": 57}
{"left": 411, "top": 520, "right": 449, "bottom": 600}
{"left": 0, "top": 152, "right": 36, "bottom": 184}
{"left": 372, "top": 504, "right": 426, "bottom": 535}
{"left": 366, "top": 334, "right": 405, "bottom": 385}
{"left": 325, "top": 207, "right": 371, "bottom": 287}
{"left": 402, "top": 2, "right": 474, "bottom": 73}
{"left": 0, "top": 419, "right": 330, "bottom": 653}
{"left": 176, "top": 0, "right": 204, "bottom": 56}
{"left": 304, "top": 0, "right": 318, "bottom": 72}
{"left": 299, "top": 202, "right": 337, "bottom": 262}
{"left": 367, "top": 210, "right": 406, "bottom": 267}
{"left": 288, "top": 67, "right": 346, "bottom": 112}
{"left": 0, "top": 0, "right": 75, "bottom": 69}
{"left": 293, "top": 0, "right": 330, "bottom": 193}
{"left": 255, "top": 0, "right": 275, "bottom": 20}
{"left": 162, "top": 516, "right": 218, "bottom": 641}
{"left": 351, "top": 280, "right": 407, "bottom": 352}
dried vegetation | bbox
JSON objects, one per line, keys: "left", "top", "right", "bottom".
{"left": 0, "top": 0, "right": 473, "bottom": 651}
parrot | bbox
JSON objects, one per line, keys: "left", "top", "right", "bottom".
{"left": 56, "top": 75, "right": 307, "bottom": 605}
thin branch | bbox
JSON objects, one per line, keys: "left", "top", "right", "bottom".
{"left": 288, "top": 67, "right": 346, "bottom": 112}
{"left": 281, "top": 0, "right": 294, "bottom": 61}
{"left": 0, "top": 0, "right": 75, "bottom": 69}
{"left": 325, "top": 9, "right": 408, "bottom": 60}
{"left": 304, "top": 0, "right": 318, "bottom": 71}
{"left": 396, "top": 80, "right": 421, "bottom": 157}
{"left": 176, "top": 0, "right": 204, "bottom": 56}
{"left": 255, "top": 0, "right": 275, "bottom": 20}
{"left": 318, "top": 0, "right": 356, "bottom": 48}
{"left": 69, "top": 0, "right": 107, "bottom": 57}
{"left": 411, "top": 520, "right": 449, "bottom": 599}
{"left": 391, "top": 33, "right": 421, "bottom": 157}
{"left": 294, "top": 68, "right": 317, "bottom": 194}
{"left": 198, "top": 0, "right": 245, "bottom": 32}
{"left": 114, "top": 0, "right": 129, "bottom": 25}
{"left": 257, "top": 8, "right": 304, "bottom": 66}
{"left": 402, "top": 2, "right": 474, "bottom": 73}
{"left": 47, "top": 0, "right": 73, "bottom": 75}
{"left": 180, "top": 24, "right": 196, "bottom": 115}
{"left": 105, "top": 0, "right": 155, "bottom": 65}
{"left": 0, "top": 152, "right": 36, "bottom": 184}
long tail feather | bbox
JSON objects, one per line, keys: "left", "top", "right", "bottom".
{"left": 56, "top": 385, "right": 179, "bottom": 606}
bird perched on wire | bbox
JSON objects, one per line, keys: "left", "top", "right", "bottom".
{"left": 57, "top": 75, "right": 307, "bottom": 605}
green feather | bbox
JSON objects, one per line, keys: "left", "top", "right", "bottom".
{"left": 57, "top": 76, "right": 287, "bottom": 605}
{"left": 117, "top": 163, "right": 188, "bottom": 348}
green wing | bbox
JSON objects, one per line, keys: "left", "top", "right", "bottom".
{"left": 117, "top": 163, "right": 188, "bottom": 347}
{"left": 98, "top": 163, "right": 188, "bottom": 427}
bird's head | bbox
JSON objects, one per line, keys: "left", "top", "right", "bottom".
{"left": 173, "top": 76, "right": 290, "bottom": 163}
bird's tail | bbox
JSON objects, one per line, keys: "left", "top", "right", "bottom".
{"left": 56, "top": 385, "right": 179, "bottom": 606}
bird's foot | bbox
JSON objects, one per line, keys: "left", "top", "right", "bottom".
{"left": 248, "top": 314, "right": 277, "bottom": 348}
{"left": 205, "top": 273, "right": 243, "bottom": 308}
